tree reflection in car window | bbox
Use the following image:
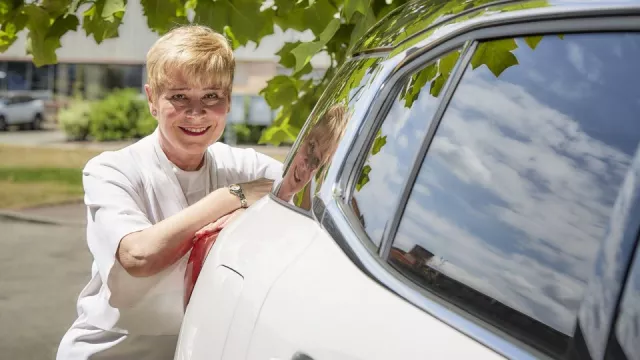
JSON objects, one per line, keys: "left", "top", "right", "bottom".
{"left": 352, "top": 48, "right": 462, "bottom": 247}
{"left": 389, "top": 33, "right": 640, "bottom": 357}
{"left": 275, "top": 58, "right": 383, "bottom": 210}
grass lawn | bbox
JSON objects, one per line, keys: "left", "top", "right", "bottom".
{"left": 0, "top": 144, "right": 288, "bottom": 210}
{"left": 0, "top": 145, "right": 100, "bottom": 209}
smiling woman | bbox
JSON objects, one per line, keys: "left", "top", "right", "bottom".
{"left": 56, "top": 25, "right": 283, "bottom": 360}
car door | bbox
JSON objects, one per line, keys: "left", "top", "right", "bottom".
{"left": 244, "top": 28, "right": 640, "bottom": 360}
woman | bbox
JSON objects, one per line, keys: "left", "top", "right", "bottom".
{"left": 57, "top": 25, "right": 282, "bottom": 359}
{"left": 276, "top": 104, "right": 348, "bottom": 208}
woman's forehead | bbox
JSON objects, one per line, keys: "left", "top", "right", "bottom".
{"left": 163, "top": 69, "right": 229, "bottom": 91}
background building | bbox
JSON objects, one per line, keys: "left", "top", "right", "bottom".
{"left": 0, "top": 0, "right": 328, "bottom": 125}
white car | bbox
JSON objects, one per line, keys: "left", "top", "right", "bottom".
{"left": 176, "top": 1, "right": 640, "bottom": 359}
{"left": 0, "top": 94, "right": 45, "bottom": 131}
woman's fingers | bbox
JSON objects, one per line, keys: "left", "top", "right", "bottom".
{"left": 195, "top": 208, "right": 247, "bottom": 240}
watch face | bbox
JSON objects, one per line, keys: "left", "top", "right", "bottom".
{"left": 230, "top": 184, "right": 240, "bottom": 192}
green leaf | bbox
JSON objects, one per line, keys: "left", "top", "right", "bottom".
{"left": 558, "top": 34, "right": 564, "bottom": 40}
{"left": 356, "top": 165, "right": 371, "bottom": 192}
{"left": 193, "top": 0, "right": 225, "bottom": 34}
{"left": 349, "top": 7, "right": 376, "bottom": 51}
{"left": 259, "top": 125, "right": 297, "bottom": 146}
{"left": 42, "top": 0, "right": 74, "bottom": 17}
{"left": 260, "top": 75, "right": 299, "bottom": 109}
{"left": 277, "top": 41, "right": 302, "bottom": 68}
{"left": 439, "top": 50, "right": 460, "bottom": 76}
{"left": 194, "top": 0, "right": 274, "bottom": 46}
{"left": 141, "top": 0, "right": 187, "bottom": 34}
{"left": 344, "top": 0, "right": 368, "bottom": 22}
{"left": 401, "top": 63, "right": 436, "bottom": 108}
{"left": 524, "top": 35, "right": 543, "bottom": 50}
{"left": 471, "top": 38, "right": 519, "bottom": 77}
{"left": 274, "top": 0, "right": 295, "bottom": 13}
{"left": 47, "top": 14, "right": 79, "bottom": 39}
{"left": 23, "top": 5, "right": 63, "bottom": 66}
{"left": 291, "top": 18, "right": 340, "bottom": 73}
{"left": 305, "top": 0, "right": 339, "bottom": 35}
{"left": 0, "top": 12, "right": 28, "bottom": 52}
{"left": 83, "top": 0, "right": 126, "bottom": 44}
{"left": 429, "top": 74, "right": 446, "bottom": 97}
{"left": 371, "top": 135, "right": 387, "bottom": 155}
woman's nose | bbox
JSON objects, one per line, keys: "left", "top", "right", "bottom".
{"left": 186, "top": 101, "right": 206, "bottom": 115}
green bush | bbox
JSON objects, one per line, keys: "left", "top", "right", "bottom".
{"left": 232, "top": 124, "right": 267, "bottom": 144}
{"left": 136, "top": 110, "right": 157, "bottom": 138}
{"left": 58, "top": 101, "right": 92, "bottom": 141}
{"left": 88, "top": 89, "right": 151, "bottom": 141}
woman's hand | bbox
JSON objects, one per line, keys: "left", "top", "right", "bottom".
{"left": 195, "top": 208, "right": 246, "bottom": 239}
{"left": 238, "top": 178, "right": 275, "bottom": 207}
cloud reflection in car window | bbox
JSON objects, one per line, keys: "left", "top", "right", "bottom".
{"left": 388, "top": 33, "right": 640, "bottom": 348}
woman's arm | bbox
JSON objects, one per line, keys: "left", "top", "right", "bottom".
{"left": 117, "top": 178, "right": 273, "bottom": 277}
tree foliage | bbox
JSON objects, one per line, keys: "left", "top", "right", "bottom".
{"left": 0, "top": 0, "right": 552, "bottom": 145}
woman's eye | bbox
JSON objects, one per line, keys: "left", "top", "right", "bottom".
{"left": 204, "top": 93, "right": 219, "bottom": 100}
{"left": 171, "top": 94, "right": 187, "bottom": 101}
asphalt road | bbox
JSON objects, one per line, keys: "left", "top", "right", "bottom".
{"left": 0, "top": 218, "right": 91, "bottom": 359}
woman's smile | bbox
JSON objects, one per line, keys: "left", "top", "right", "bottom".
{"left": 178, "top": 125, "right": 212, "bottom": 136}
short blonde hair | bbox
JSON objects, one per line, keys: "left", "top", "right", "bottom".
{"left": 146, "top": 25, "right": 235, "bottom": 99}
{"left": 309, "top": 104, "right": 349, "bottom": 163}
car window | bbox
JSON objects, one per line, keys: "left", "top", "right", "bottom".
{"left": 388, "top": 33, "right": 640, "bottom": 357}
{"left": 275, "top": 57, "right": 384, "bottom": 211}
{"left": 350, "top": 48, "right": 463, "bottom": 248}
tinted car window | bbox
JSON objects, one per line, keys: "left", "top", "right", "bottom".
{"left": 351, "top": 48, "right": 462, "bottom": 247}
{"left": 275, "top": 57, "right": 384, "bottom": 210}
{"left": 389, "top": 33, "right": 640, "bottom": 357}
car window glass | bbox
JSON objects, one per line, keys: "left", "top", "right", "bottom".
{"left": 275, "top": 57, "right": 384, "bottom": 211}
{"left": 389, "top": 33, "right": 640, "bottom": 357}
{"left": 351, "top": 48, "right": 462, "bottom": 247}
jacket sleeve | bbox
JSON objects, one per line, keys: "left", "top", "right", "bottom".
{"left": 83, "top": 153, "right": 152, "bottom": 283}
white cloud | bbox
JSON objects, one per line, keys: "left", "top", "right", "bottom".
{"left": 567, "top": 42, "right": 603, "bottom": 82}
{"left": 395, "top": 69, "right": 636, "bottom": 335}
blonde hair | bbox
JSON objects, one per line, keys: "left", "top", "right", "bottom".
{"left": 146, "top": 25, "right": 235, "bottom": 99}
{"left": 309, "top": 104, "right": 349, "bottom": 163}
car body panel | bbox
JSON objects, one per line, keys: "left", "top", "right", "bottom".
{"left": 174, "top": 265, "right": 243, "bottom": 360}
{"left": 175, "top": 196, "right": 321, "bottom": 360}
{"left": 246, "top": 229, "right": 504, "bottom": 360}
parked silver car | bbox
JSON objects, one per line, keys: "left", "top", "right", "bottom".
{"left": 0, "top": 94, "right": 45, "bottom": 131}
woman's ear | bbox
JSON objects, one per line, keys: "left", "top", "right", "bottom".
{"left": 144, "top": 84, "right": 156, "bottom": 115}
{"left": 227, "top": 94, "right": 232, "bottom": 113}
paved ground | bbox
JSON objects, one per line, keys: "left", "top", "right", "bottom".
{"left": 0, "top": 216, "right": 90, "bottom": 359}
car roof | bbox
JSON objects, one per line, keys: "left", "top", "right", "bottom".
{"left": 351, "top": 0, "right": 640, "bottom": 56}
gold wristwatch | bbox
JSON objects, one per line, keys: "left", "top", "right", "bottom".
{"left": 229, "top": 184, "right": 248, "bottom": 208}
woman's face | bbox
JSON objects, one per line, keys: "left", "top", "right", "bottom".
{"left": 146, "top": 71, "right": 230, "bottom": 163}
{"left": 278, "top": 133, "right": 325, "bottom": 201}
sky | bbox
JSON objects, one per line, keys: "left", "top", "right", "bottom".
{"left": 355, "top": 32, "right": 640, "bottom": 335}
